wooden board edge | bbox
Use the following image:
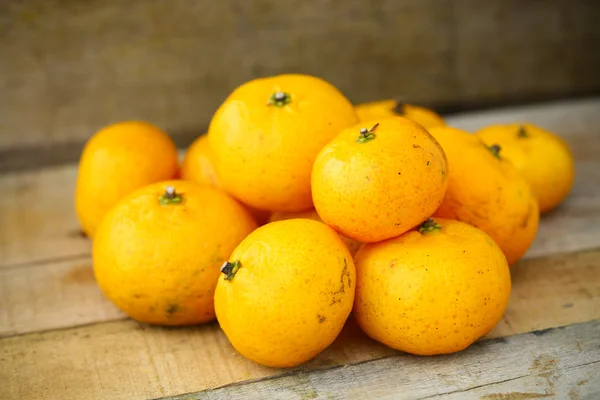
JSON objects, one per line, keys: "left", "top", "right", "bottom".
{"left": 158, "top": 319, "right": 600, "bottom": 400}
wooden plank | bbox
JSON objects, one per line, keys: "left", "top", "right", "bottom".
{"left": 0, "top": 0, "right": 456, "bottom": 152}
{"left": 453, "top": 0, "right": 600, "bottom": 103}
{"left": 1, "top": 248, "right": 599, "bottom": 399}
{"left": 0, "top": 165, "right": 90, "bottom": 268}
{"left": 2, "top": 0, "right": 600, "bottom": 156}
{"left": 0, "top": 259, "right": 123, "bottom": 337}
{"left": 1, "top": 246, "right": 599, "bottom": 338}
{"left": 172, "top": 320, "right": 600, "bottom": 400}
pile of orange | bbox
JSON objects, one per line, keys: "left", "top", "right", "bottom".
{"left": 75, "top": 73, "right": 575, "bottom": 368}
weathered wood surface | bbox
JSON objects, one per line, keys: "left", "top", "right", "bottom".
{"left": 0, "top": 165, "right": 90, "bottom": 267}
{"left": 171, "top": 320, "right": 600, "bottom": 400}
{"left": 1, "top": 99, "right": 599, "bottom": 268}
{"left": 1, "top": 247, "right": 599, "bottom": 400}
{"left": 1, "top": 246, "right": 599, "bottom": 339}
{"left": 1, "top": 0, "right": 599, "bottom": 167}
{"left": 1, "top": 100, "right": 600, "bottom": 399}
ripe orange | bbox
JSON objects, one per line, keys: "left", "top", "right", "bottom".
{"left": 214, "top": 219, "right": 355, "bottom": 368}
{"left": 476, "top": 123, "right": 575, "bottom": 213}
{"left": 93, "top": 180, "right": 257, "bottom": 325}
{"left": 354, "top": 218, "right": 511, "bottom": 355}
{"left": 208, "top": 73, "right": 358, "bottom": 212}
{"left": 180, "top": 134, "right": 220, "bottom": 188}
{"left": 428, "top": 126, "right": 539, "bottom": 265}
{"left": 181, "top": 134, "right": 270, "bottom": 225}
{"left": 355, "top": 99, "right": 445, "bottom": 129}
{"left": 269, "top": 209, "right": 362, "bottom": 255}
{"left": 75, "top": 121, "right": 179, "bottom": 238}
{"left": 311, "top": 117, "right": 448, "bottom": 243}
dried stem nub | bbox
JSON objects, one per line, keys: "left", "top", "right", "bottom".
{"left": 268, "top": 91, "right": 291, "bottom": 107}
{"left": 486, "top": 144, "right": 502, "bottom": 159}
{"left": 418, "top": 218, "right": 442, "bottom": 233}
{"left": 221, "top": 260, "right": 242, "bottom": 281}
{"left": 159, "top": 186, "right": 183, "bottom": 205}
{"left": 357, "top": 123, "right": 379, "bottom": 143}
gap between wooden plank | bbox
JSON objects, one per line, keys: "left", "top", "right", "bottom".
{"left": 0, "top": 248, "right": 599, "bottom": 400}
{"left": 1, "top": 246, "right": 599, "bottom": 338}
{"left": 159, "top": 320, "right": 600, "bottom": 400}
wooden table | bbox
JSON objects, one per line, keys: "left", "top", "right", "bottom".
{"left": 1, "top": 99, "right": 599, "bottom": 400}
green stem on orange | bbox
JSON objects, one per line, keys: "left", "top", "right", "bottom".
{"left": 517, "top": 125, "right": 528, "bottom": 138}
{"left": 486, "top": 144, "right": 502, "bottom": 159}
{"left": 159, "top": 186, "right": 183, "bottom": 205}
{"left": 418, "top": 218, "right": 442, "bottom": 234}
{"left": 268, "top": 91, "right": 291, "bottom": 107}
{"left": 221, "top": 260, "right": 242, "bottom": 281}
{"left": 356, "top": 123, "right": 380, "bottom": 143}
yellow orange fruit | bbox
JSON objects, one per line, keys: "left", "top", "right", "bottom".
{"left": 355, "top": 99, "right": 445, "bottom": 129}
{"left": 214, "top": 219, "right": 355, "bottom": 368}
{"left": 354, "top": 218, "right": 511, "bottom": 355}
{"left": 181, "top": 134, "right": 271, "bottom": 225}
{"left": 311, "top": 117, "right": 448, "bottom": 243}
{"left": 428, "top": 126, "right": 539, "bottom": 265}
{"left": 75, "top": 121, "right": 179, "bottom": 238}
{"left": 476, "top": 123, "right": 575, "bottom": 213}
{"left": 269, "top": 209, "right": 362, "bottom": 256}
{"left": 93, "top": 180, "right": 257, "bottom": 326}
{"left": 181, "top": 134, "right": 220, "bottom": 188}
{"left": 208, "top": 73, "right": 358, "bottom": 212}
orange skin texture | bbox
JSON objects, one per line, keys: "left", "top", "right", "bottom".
{"left": 355, "top": 99, "right": 445, "bottom": 130}
{"left": 181, "top": 134, "right": 221, "bottom": 188}
{"left": 214, "top": 219, "right": 355, "bottom": 368}
{"left": 354, "top": 218, "right": 511, "bottom": 356}
{"left": 269, "top": 209, "right": 363, "bottom": 256}
{"left": 476, "top": 123, "right": 575, "bottom": 214}
{"left": 208, "top": 73, "right": 358, "bottom": 212}
{"left": 428, "top": 126, "right": 539, "bottom": 265}
{"left": 311, "top": 116, "right": 449, "bottom": 243}
{"left": 181, "top": 134, "right": 270, "bottom": 225}
{"left": 93, "top": 180, "right": 257, "bottom": 326}
{"left": 75, "top": 121, "right": 179, "bottom": 238}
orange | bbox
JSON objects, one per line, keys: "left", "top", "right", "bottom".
{"left": 354, "top": 218, "right": 511, "bottom": 355}
{"left": 181, "top": 134, "right": 270, "bottom": 225}
{"left": 75, "top": 121, "right": 179, "bottom": 238}
{"left": 93, "top": 180, "right": 257, "bottom": 326}
{"left": 311, "top": 117, "right": 448, "bottom": 243}
{"left": 214, "top": 219, "right": 355, "bottom": 368}
{"left": 355, "top": 99, "right": 445, "bottom": 129}
{"left": 428, "top": 126, "right": 539, "bottom": 265}
{"left": 476, "top": 123, "right": 575, "bottom": 213}
{"left": 180, "top": 134, "right": 220, "bottom": 188}
{"left": 208, "top": 73, "right": 358, "bottom": 212}
{"left": 269, "top": 209, "right": 362, "bottom": 256}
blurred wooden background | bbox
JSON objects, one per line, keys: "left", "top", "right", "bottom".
{"left": 1, "top": 0, "right": 599, "bottom": 171}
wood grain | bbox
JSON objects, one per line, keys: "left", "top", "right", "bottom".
{"left": 170, "top": 320, "right": 600, "bottom": 400}
{"left": 1, "top": 247, "right": 599, "bottom": 399}
{"left": 1, "top": 0, "right": 599, "bottom": 154}
{"left": 1, "top": 246, "right": 599, "bottom": 338}
{"left": 0, "top": 165, "right": 90, "bottom": 268}
{"left": 1, "top": 100, "right": 600, "bottom": 399}
{"left": 0, "top": 259, "right": 123, "bottom": 337}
